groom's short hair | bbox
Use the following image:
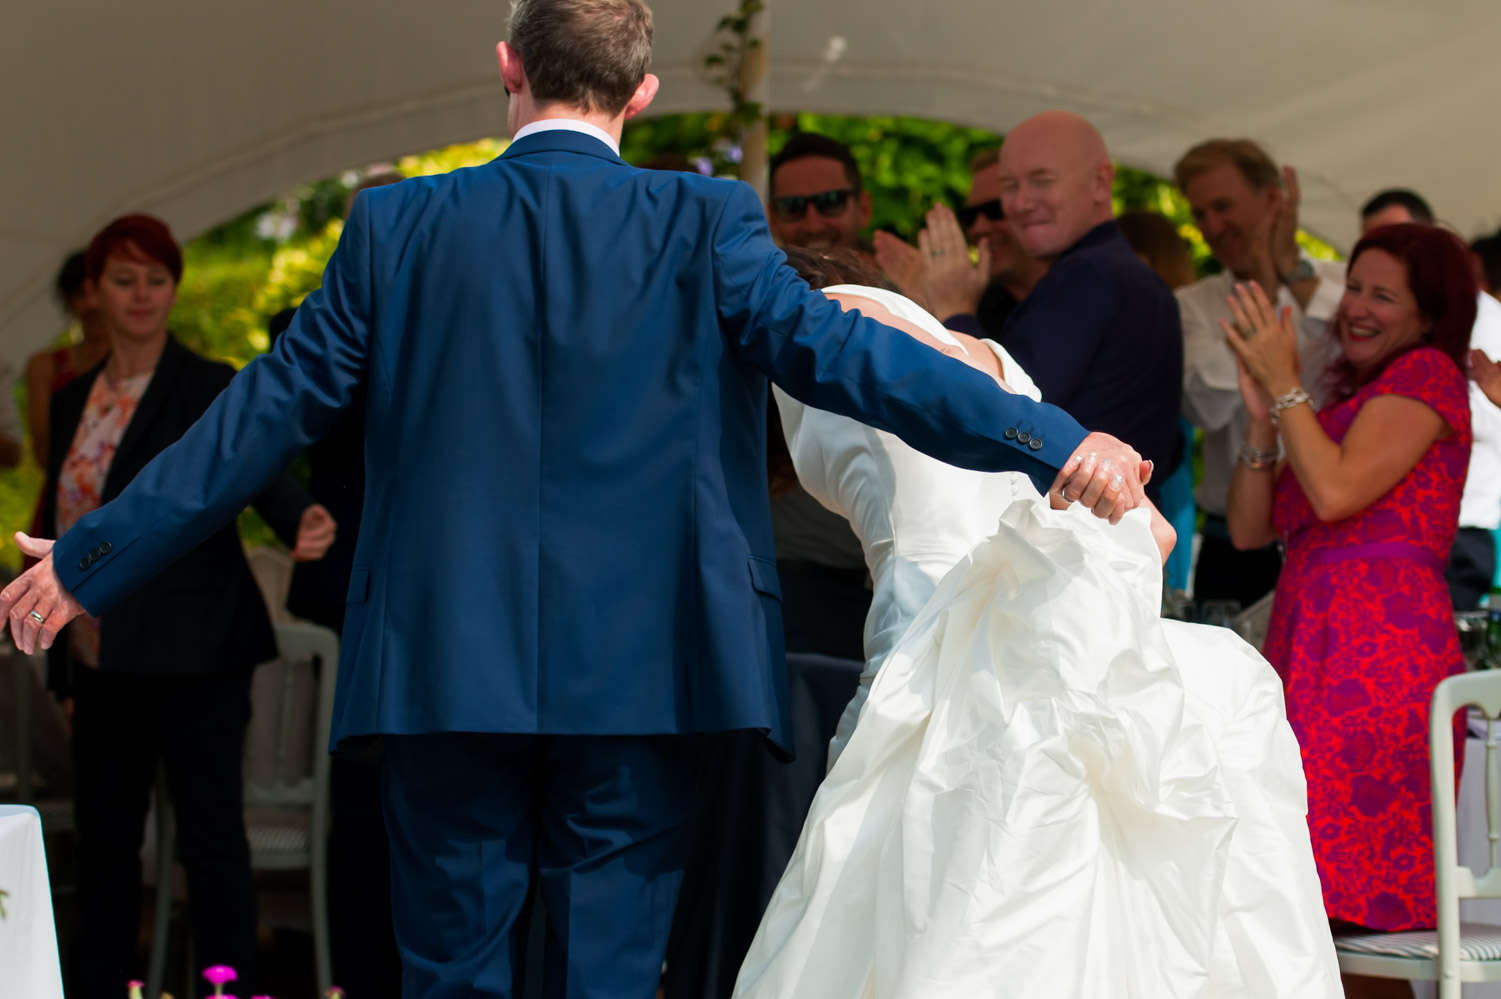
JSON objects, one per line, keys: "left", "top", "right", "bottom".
{"left": 509, "top": 0, "right": 654, "bottom": 116}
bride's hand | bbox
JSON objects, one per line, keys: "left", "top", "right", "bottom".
{"left": 1053, "top": 432, "right": 1146, "bottom": 524}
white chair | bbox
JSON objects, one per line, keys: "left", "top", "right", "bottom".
{"left": 0, "top": 649, "right": 76, "bottom": 840}
{"left": 147, "top": 621, "right": 340, "bottom": 997}
{"left": 1334, "top": 670, "right": 1501, "bottom": 996}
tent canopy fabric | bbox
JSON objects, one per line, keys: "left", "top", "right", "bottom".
{"left": 6, "top": 0, "right": 1500, "bottom": 363}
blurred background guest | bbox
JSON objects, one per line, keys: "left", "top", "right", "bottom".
{"left": 766, "top": 133, "right": 873, "bottom": 259}
{"left": 763, "top": 135, "right": 875, "bottom": 660}
{"left": 1174, "top": 139, "right": 1345, "bottom": 612}
{"left": 1117, "top": 209, "right": 1199, "bottom": 595}
{"left": 27, "top": 252, "right": 110, "bottom": 469}
{"left": 46, "top": 214, "right": 335, "bottom": 998}
{"left": 1360, "top": 188, "right": 1434, "bottom": 230}
{"left": 993, "top": 111, "right": 1182, "bottom": 501}
{"left": 1358, "top": 189, "right": 1501, "bottom": 610}
{"left": 1225, "top": 224, "right": 1475, "bottom": 998}
{"left": 875, "top": 147, "right": 1048, "bottom": 338}
{"left": 1471, "top": 232, "right": 1501, "bottom": 300}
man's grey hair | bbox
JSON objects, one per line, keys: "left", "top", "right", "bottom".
{"left": 509, "top": 0, "right": 654, "bottom": 116}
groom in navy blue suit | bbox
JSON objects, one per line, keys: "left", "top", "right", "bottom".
{"left": 4, "top": 2, "right": 1150, "bottom": 996}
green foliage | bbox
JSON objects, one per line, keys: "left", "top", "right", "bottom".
{"left": 0, "top": 116, "right": 1340, "bottom": 573}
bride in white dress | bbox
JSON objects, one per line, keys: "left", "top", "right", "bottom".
{"left": 733, "top": 249, "right": 1341, "bottom": 999}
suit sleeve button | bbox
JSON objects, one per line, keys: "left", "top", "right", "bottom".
{"left": 98, "top": 542, "right": 111, "bottom": 555}
{"left": 1017, "top": 432, "right": 1031, "bottom": 444}
{"left": 78, "top": 558, "right": 91, "bottom": 571}
{"left": 1029, "top": 438, "right": 1044, "bottom": 451}
{"left": 1004, "top": 427, "right": 1019, "bottom": 440}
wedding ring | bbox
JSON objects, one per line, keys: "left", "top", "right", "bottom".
{"left": 28, "top": 611, "right": 44, "bottom": 624}
{"left": 1237, "top": 324, "right": 1257, "bottom": 339}
{"left": 930, "top": 249, "right": 945, "bottom": 257}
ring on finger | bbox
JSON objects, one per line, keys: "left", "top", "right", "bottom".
{"left": 1237, "top": 324, "right": 1257, "bottom": 339}
{"left": 28, "top": 610, "right": 44, "bottom": 624}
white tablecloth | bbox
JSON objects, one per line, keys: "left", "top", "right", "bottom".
{"left": 0, "top": 805, "right": 63, "bottom": 998}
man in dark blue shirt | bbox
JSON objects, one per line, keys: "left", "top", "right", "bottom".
{"left": 996, "top": 111, "right": 1184, "bottom": 500}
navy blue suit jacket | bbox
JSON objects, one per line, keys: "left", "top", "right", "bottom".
{"left": 53, "top": 129, "right": 1089, "bottom": 752}
{"left": 1000, "top": 221, "right": 1184, "bottom": 496}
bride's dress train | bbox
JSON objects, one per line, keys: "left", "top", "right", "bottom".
{"left": 734, "top": 497, "right": 1340, "bottom": 997}
{"left": 732, "top": 283, "right": 1339, "bottom": 996}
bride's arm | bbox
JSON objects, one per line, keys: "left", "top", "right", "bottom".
{"left": 824, "top": 292, "right": 1011, "bottom": 390}
{"left": 1048, "top": 489, "right": 1177, "bottom": 565}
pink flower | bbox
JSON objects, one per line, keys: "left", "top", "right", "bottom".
{"left": 203, "top": 966, "right": 237, "bottom": 985}
{"left": 324, "top": 990, "right": 347, "bottom": 999}
{"left": 202, "top": 965, "right": 238, "bottom": 997}
{"left": 127, "top": 982, "right": 144, "bottom": 999}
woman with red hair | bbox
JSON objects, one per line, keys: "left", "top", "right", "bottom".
{"left": 1226, "top": 224, "right": 1476, "bottom": 998}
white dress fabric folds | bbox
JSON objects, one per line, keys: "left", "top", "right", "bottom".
{"left": 736, "top": 289, "right": 1340, "bottom": 998}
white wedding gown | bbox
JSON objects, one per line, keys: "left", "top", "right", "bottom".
{"left": 733, "top": 286, "right": 1341, "bottom": 998}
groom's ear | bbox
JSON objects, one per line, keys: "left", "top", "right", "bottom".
{"left": 496, "top": 41, "right": 526, "bottom": 97}
{"left": 622, "top": 73, "right": 660, "bottom": 121}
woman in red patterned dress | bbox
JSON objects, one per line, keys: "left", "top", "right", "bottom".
{"left": 1225, "top": 224, "right": 1477, "bottom": 999}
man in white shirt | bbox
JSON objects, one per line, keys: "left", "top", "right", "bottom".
{"left": 1360, "top": 189, "right": 1501, "bottom": 608}
{"left": 1174, "top": 139, "right": 1344, "bottom": 610}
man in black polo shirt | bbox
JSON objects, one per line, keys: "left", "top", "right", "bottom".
{"left": 996, "top": 111, "right": 1183, "bottom": 501}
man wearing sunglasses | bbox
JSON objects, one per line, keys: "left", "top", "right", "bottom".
{"left": 875, "top": 147, "right": 1049, "bottom": 339}
{"left": 767, "top": 133, "right": 874, "bottom": 257}
{"left": 764, "top": 134, "right": 878, "bottom": 662}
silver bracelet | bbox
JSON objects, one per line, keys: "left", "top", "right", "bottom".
{"left": 1269, "top": 387, "right": 1312, "bottom": 426}
{"left": 1237, "top": 442, "right": 1278, "bottom": 471}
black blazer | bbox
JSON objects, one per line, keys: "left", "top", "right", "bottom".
{"left": 43, "top": 335, "right": 311, "bottom": 688}
{"left": 271, "top": 307, "right": 363, "bottom": 633}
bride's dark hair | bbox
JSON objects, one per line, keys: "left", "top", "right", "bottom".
{"left": 780, "top": 245, "right": 896, "bottom": 292}
{"left": 767, "top": 246, "right": 897, "bottom": 496}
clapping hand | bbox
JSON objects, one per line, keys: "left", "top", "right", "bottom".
{"left": 1219, "top": 282, "right": 1301, "bottom": 399}
{"left": 290, "top": 503, "right": 337, "bottom": 562}
{"left": 916, "top": 204, "right": 990, "bottom": 320}
{"left": 0, "top": 534, "right": 85, "bottom": 654}
{"left": 872, "top": 231, "right": 930, "bottom": 311}
{"left": 1269, "top": 166, "right": 1304, "bottom": 286}
{"left": 1471, "top": 349, "right": 1501, "bottom": 409}
{"left": 1051, "top": 432, "right": 1152, "bottom": 524}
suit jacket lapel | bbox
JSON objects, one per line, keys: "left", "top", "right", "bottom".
{"left": 105, "top": 334, "right": 187, "bottom": 499}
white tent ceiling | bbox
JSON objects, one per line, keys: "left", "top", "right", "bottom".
{"left": 6, "top": 0, "right": 1501, "bottom": 364}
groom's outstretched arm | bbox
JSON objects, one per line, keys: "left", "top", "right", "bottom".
{"left": 712, "top": 183, "right": 1135, "bottom": 498}
{"left": 34, "top": 193, "right": 376, "bottom": 627}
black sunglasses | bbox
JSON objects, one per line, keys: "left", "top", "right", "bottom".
{"left": 958, "top": 199, "right": 1004, "bottom": 229}
{"left": 770, "top": 188, "right": 859, "bottom": 223}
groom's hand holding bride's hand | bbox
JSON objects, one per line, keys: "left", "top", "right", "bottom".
{"left": 0, "top": 533, "right": 86, "bottom": 655}
{"left": 1051, "top": 432, "right": 1150, "bottom": 525}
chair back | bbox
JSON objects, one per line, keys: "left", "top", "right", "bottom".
{"left": 243, "top": 622, "right": 339, "bottom": 813}
{"left": 1231, "top": 590, "right": 1276, "bottom": 650}
{"left": 1430, "top": 670, "right": 1501, "bottom": 986}
{"left": 246, "top": 546, "right": 295, "bottom": 625}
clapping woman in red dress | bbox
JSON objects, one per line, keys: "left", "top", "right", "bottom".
{"left": 1225, "top": 224, "right": 1476, "bottom": 999}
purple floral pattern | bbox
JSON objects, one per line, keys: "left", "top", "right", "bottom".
{"left": 1265, "top": 346, "right": 1470, "bottom": 931}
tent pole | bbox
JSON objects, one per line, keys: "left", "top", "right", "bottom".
{"left": 738, "top": 2, "right": 769, "bottom": 200}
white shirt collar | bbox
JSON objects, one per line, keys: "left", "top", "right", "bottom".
{"left": 511, "top": 118, "right": 620, "bottom": 155}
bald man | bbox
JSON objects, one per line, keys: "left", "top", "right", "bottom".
{"left": 995, "top": 111, "right": 1183, "bottom": 500}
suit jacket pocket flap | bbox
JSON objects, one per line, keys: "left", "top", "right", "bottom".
{"left": 346, "top": 566, "right": 371, "bottom": 604}
{"left": 747, "top": 556, "right": 782, "bottom": 601}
